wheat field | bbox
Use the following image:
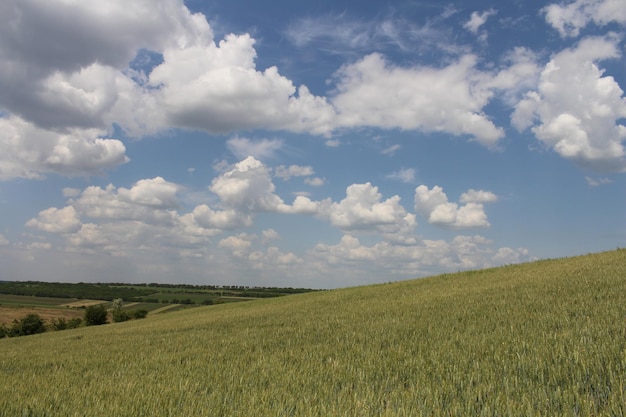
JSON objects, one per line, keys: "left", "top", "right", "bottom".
{"left": 1, "top": 249, "right": 625, "bottom": 416}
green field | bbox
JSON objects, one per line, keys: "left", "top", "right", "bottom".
{"left": 1, "top": 250, "right": 625, "bottom": 416}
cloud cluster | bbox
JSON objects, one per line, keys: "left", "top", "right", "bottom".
{"left": 18, "top": 156, "right": 519, "bottom": 286}
{"left": 543, "top": 0, "right": 626, "bottom": 38}
{"left": 0, "top": 0, "right": 575, "bottom": 181}
{"left": 512, "top": 35, "right": 626, "bottom": 172}
{"left": 414, "top": 185, "right": 494, "bottom": 229}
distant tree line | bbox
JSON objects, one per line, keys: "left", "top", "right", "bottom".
{"left": 0, "top": 281, "right": 157, "bottom": 301}
{"left": 0, "top": 281, "right": 319, "bottom": 302}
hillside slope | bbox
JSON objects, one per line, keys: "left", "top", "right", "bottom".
{"left": 1, "top": 250, "right": 625, "bottom": 416}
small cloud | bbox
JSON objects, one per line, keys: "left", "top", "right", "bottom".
{"left": 585, "top": 176, "right": 613, "bottom": 187}
{"left": 304, "top": 177, "right": 325, "bottom": 187}
{"left": 386, "top": 168, "right": 416, "bottom": 183}
{"left": 227, "top": 136, "right": 284, "bottom": 161}
{"left": 274, "top": 165, "right": 315, "bottom": 180}
{"left": 325, "top": 139, "right": 341, "bottom": 148}
{"left": 0, "top": 234, "right": 9, "bottom": 246}
{"left": 262, "top": 229, "right": 280, "bottom": 243}
{"left": 62, "top": 188, "right": 81, "bottom": 198}
{"left": 459, "top": 189, "right": 498, "bottom": 203}
{"left": 381, "top": 144, "right": 401, "bottom": 156}
{"left": 463, "top": 9, "right": 497, "bottom": 34}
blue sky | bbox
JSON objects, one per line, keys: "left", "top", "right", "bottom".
{"left": 0, "top": 0, "right": 625, "bottom": 288}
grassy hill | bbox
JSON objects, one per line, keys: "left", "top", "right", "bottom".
{"left": 1, "top": 249, "right": 625, "bottom": 416}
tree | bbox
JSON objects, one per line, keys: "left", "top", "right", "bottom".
{"left": 84, "top": 304, "right": 108, "bottom": 326}
{"left": 111, "top": 298, "right": 130, "bottom": 323}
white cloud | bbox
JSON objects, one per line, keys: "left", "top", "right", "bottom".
{"left": 512, "top": 35, "right": 626, "bottom": 172}
{"left": 310, "top": 233, "right": 532, "bottom": 285}
{"left": 0, "top": 234, "right": 9, "bottom": 246}
{"left": 262, "top": 229, "right": 280, "bottom": 243}
{"left": 226, "top": 137, "right": 284, "bottom": 161}
{"left": 218, "top": 234, "right": 254, "bottom": 255}
{"left": 26, "top": 206, "right": 82, "bottom": 234}
{"left": 209, "top": 156, "right": 290, "bottom": 212}
{"left": 304, "top": 177, "right": 325, "bottom": 187}
{"left": 0, "top": 1, "right": 338, "bottom": 180}
{"left": 321, "top": 182, "right": 417, "bottom": 243}
{"left": 585, "top": 176, "right": 613, "bottom": 186}
{"left": 463, "top": 9, "right": 497, "bottom": 38}
{"left": 415, "top": 185, "right": 493, "bottom": 229}
{"left": 381, "top": 144, "right": 401, "bottom": 156}
{"left": 0, "top": 116, "right": 129, "bottom": 180}
{"left": 459, "top": 189, "right": 498, "bottom": 203}
{"left": 543, "top": 0, "right": 626, "bottom": 38}
{"left": 149, "top": 34, "right": 336, "bottom": 135}
{"left": 331, "top": 53, "right": 505, "bottom": 147}
{"left": 387, "top": 168, "right": 416, "bottom": 183}
{"left": 274, "top": 164, "right": 315, "bottom": 180}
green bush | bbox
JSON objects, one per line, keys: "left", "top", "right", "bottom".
{"left": 51, "top": 318, "right": 68, "bottom": 331}
{"left": 112, "top": 310, "right": 131, "bottom": 323}
{"left": 0, "top": 325, "right": 7, "bottom": 339}
{"left": 67, "top": 318, "right": 82, "bottom": 329}
{"left": 131, "top": 309, "right": 148, "bottom": 319}
{"left": 10, "top": 314, "right": 46, "bottom": 336}
{"left": 84, "top": 305, "right": 108, "bottom": 326}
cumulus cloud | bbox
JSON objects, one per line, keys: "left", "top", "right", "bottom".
{"left": 310, "top": 233, "right": 531, "bottom": 283}
{"left": 210, "top": 156, "right": 290, "bottom": 212}
{"left": 543, "top": 0, "right": 626, "bottom": 38}
{"left": 0, "top": 0, "right": 337, "bottom": 180}
{"left": 0, "top": 116, "right": 129, "bottom": 180}
{"left": 331, "top": 53, "right": 507, "bottom": 147}
{"left": 26, "top": 206, "right": 82, "bottom": 234}
{"left": 414, "top": 185, "right": 493, "bottom": 228}
{"left": 459, "top": 189, "right": 498, "bottom": 203}
{"left": 512, "top": 35, "right": 626, "bottom": 172}
{"left": 320, "top": 182, "right": 417, "bottom": 243}
{"left": 148, "top": 33, "right": 336, "bottom": 135}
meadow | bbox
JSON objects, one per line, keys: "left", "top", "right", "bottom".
{"left": 0, "top": 249, "right": 625, "bottom": 416}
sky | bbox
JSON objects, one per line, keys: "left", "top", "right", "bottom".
{"left": 0, "top": 0, "right": 625, "bottom": 289}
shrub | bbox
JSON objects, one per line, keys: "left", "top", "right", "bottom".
{"left": 112, "top": 310, "right": 131, "bottom": 323}
{"left": 67, "top": 318, "right": 82, "bottom": 329}
{"left": 84, "top": 305, "right": 108, "bottom": 326}
{"left": 10, "top": 314, "right": 46, "bottom": 336}
{"left": 0, "top": 325, "right": 7, "bottom": 339}
{"left": 132, "top": 309, "right": 148, "bottom": 319}
{"left": 51, "top": 318, "right": 68, "bottom": 331}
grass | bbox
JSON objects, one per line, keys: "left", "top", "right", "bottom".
{"left": 0, "top": 249, "right": 625, "bottom": 416}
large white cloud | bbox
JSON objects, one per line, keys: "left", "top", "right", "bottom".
{"left": 543, "top": 0, "right": 626, "bottom": 38}
{"left": 331, "top": 53, "right": 514, "bottom": 147}
{"left": 414, "top": 185, "right": 493, "bottom": 229}
{"left": 512, "top": 35, "right": 626, "bottom": 172}
{"left": 0, "top": 0, "right": 337, "bottom": 180}
{"left": 0, "top": 116, "right": 128, "bottom": 180}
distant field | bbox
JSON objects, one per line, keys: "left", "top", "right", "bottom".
{"left": 0, "top": 294, "right": 78, "bottom": 307}
{"left": 1, "top": 249, "right": 625, "bottom": 416}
